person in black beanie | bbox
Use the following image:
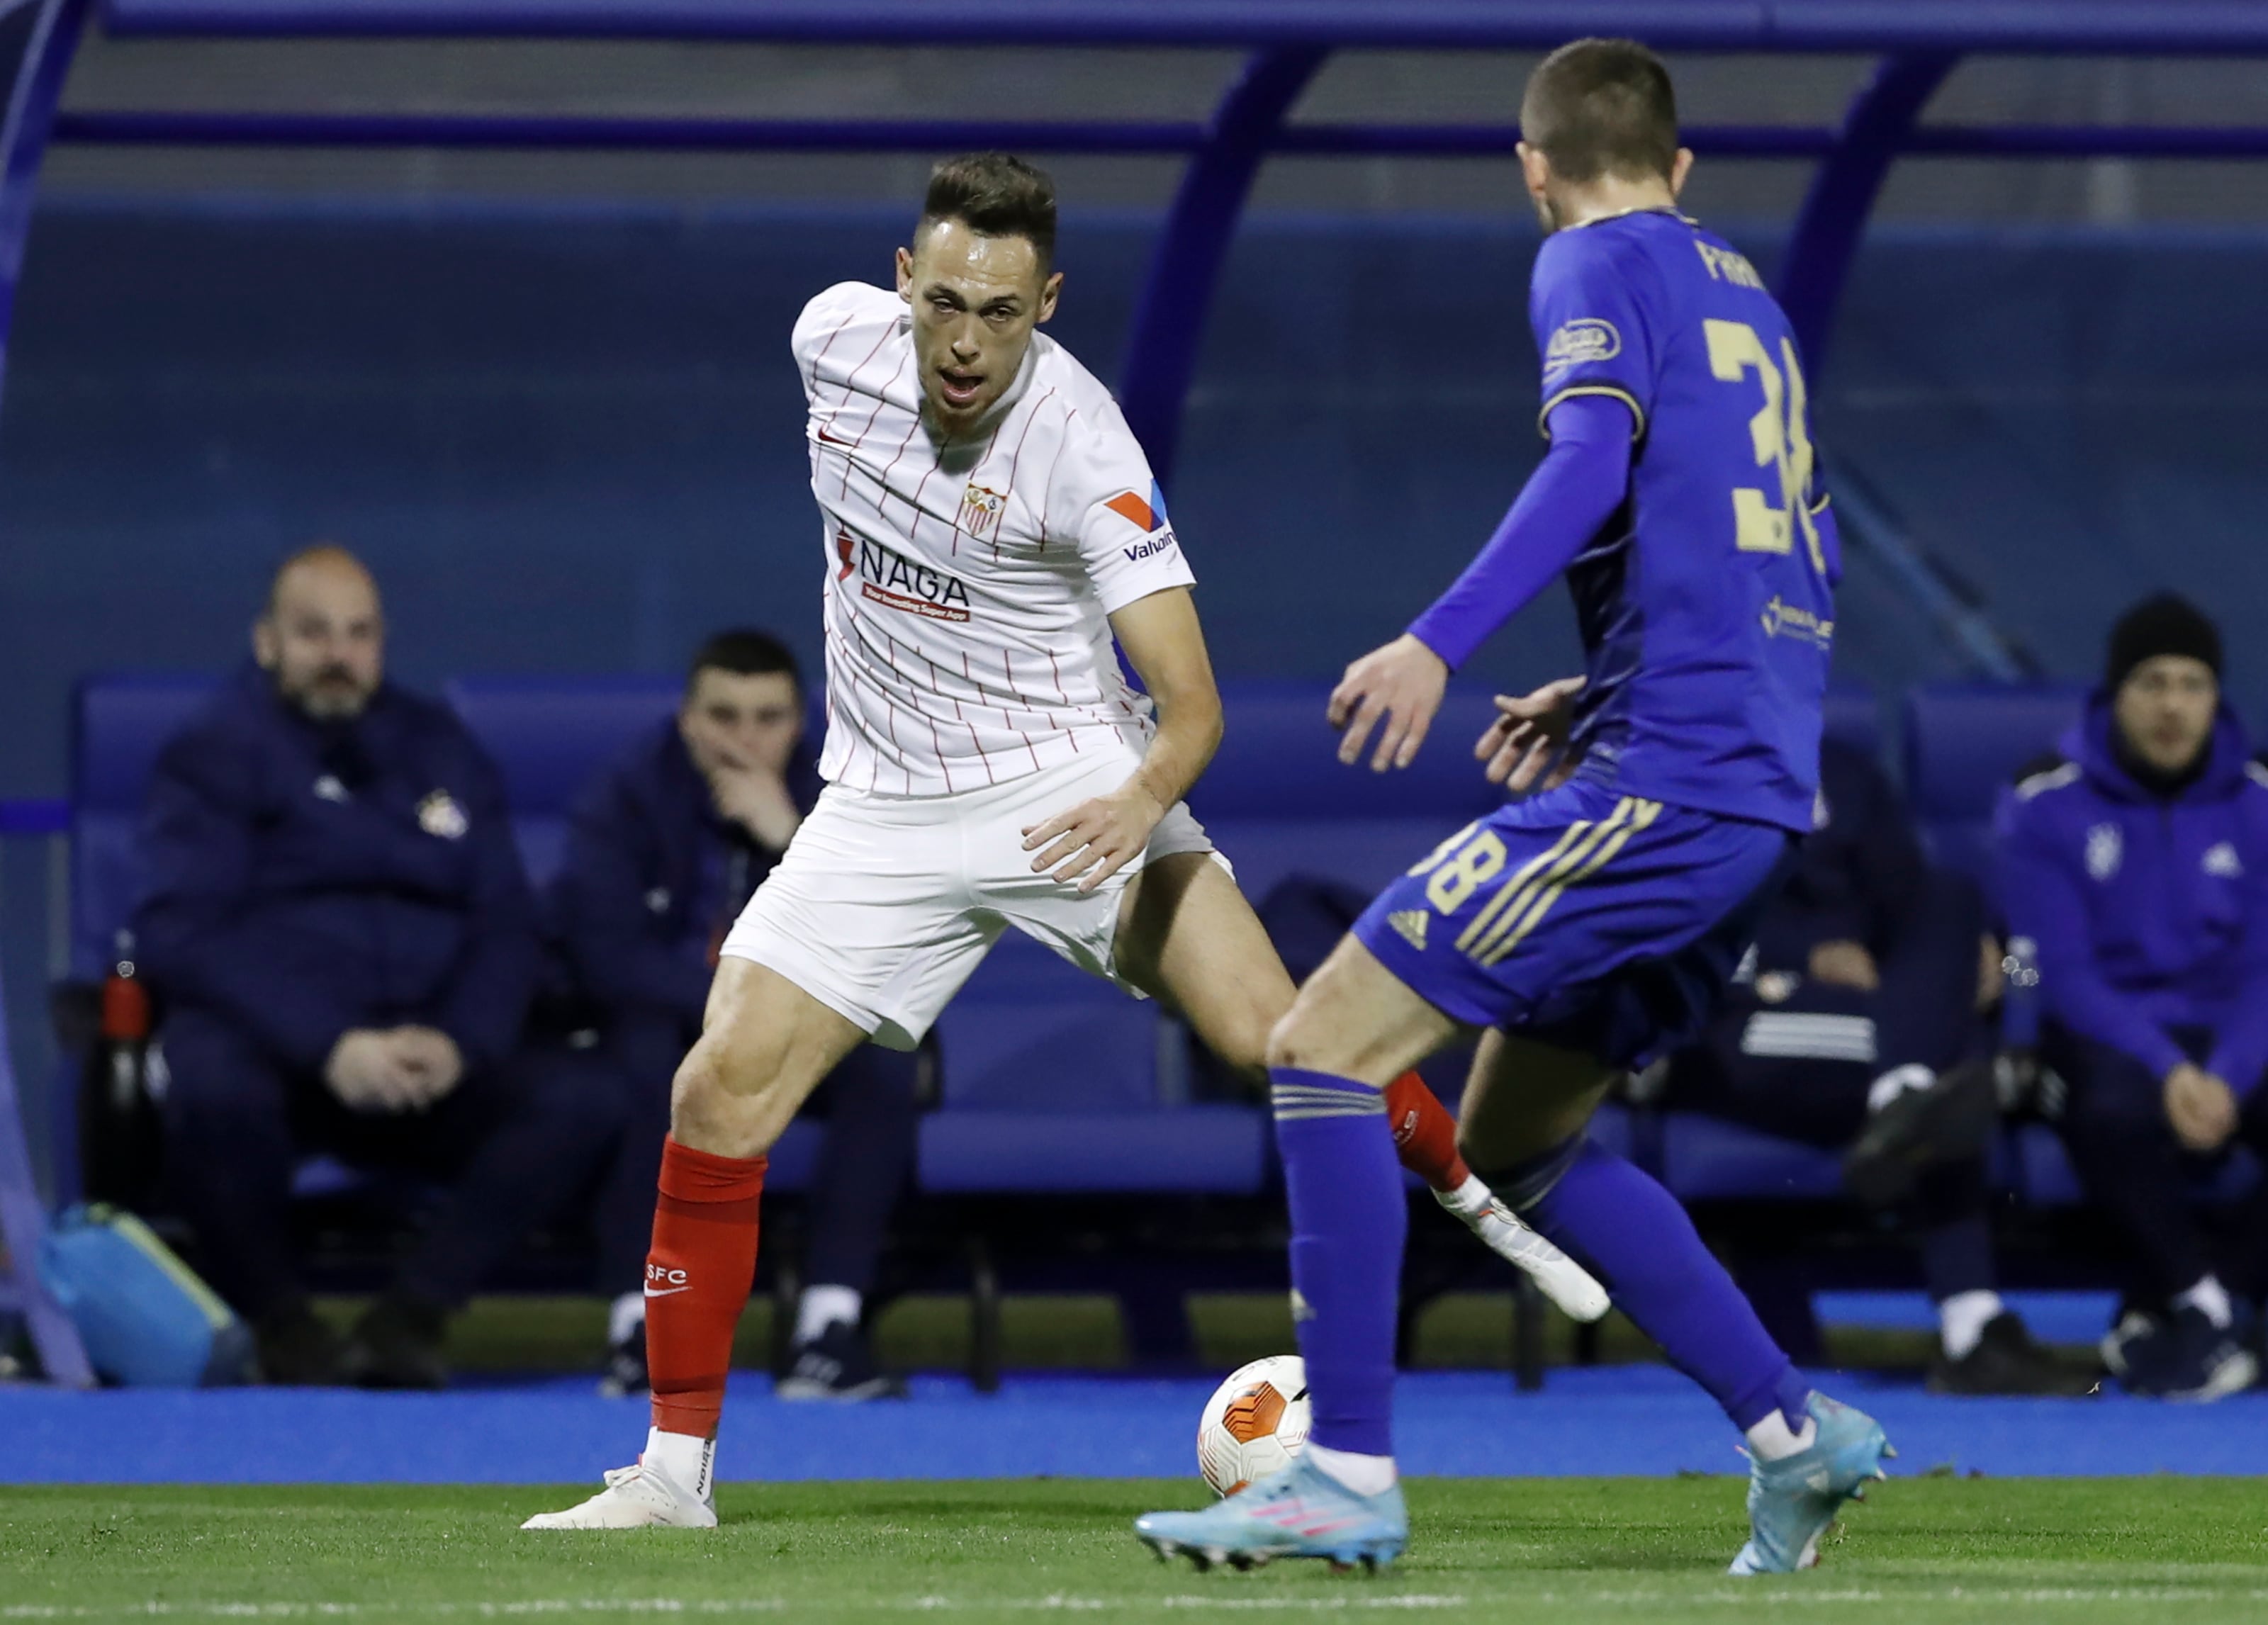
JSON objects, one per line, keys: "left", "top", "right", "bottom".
{"left": 1995, "top": 592, "right": 2268, "bottom": 1399}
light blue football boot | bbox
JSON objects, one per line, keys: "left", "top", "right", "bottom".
{"left": 1135, "top": 1454, "right": 1408, "bottom": 1573}
{"left": 1728, "top": 1391, "right": 1893, "bottom": 1575}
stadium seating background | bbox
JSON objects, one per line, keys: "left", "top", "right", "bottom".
{"left": 6, "top": 198, "right": 2267, "bottom": 1191}
{"left": 6, "top": 202, "right": 2267, "bottom": 811}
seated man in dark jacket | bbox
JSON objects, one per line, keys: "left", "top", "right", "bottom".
{"left": 136, "top": 545, "right": 620, "bottom": 1388}
{"left": 553, "top": 629, "right": 916, "bottom": 1401}
{"left": 1998, "top": 594, "right": 2268, "bottom": 1401}
{"left": 1659, "top": 733, "right": 2080, "bottom": 1393}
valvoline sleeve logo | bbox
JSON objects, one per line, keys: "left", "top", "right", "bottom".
{"left": 1104, "top": 480, "right": 1171, "bottom": 534}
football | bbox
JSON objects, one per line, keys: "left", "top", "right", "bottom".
{"left": 1195, "top": 1354, "right": 1311, "bottom": 1497}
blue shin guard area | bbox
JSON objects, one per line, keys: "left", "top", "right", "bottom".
{"left": 3, "top": 1363, "right": 2261, "bottom": 1483}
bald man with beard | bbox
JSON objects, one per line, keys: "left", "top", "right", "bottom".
{"left": 135, "top": 545, "right": 620, "bottom": 1388}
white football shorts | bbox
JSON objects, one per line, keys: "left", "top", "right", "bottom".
{"left": 718, "top": 743, "right": 1226, "bottom": 1050}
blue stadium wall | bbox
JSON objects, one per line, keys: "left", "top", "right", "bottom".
{"left": 4, "top": 199, "right": 2267, "bottom": 797}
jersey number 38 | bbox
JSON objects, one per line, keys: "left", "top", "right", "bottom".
{"left": 1704, "top": 318, "right": 1824, "bottom": 577}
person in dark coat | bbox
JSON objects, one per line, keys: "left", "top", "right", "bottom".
{"left": 135, "top": 545, "right": 621, "bottom": 1388}
{"left": 552, "top": 629, "right": 916, "bottom": 1401}
{"left": 1997, "top": 594, "right": 2268, "bottom": 1400}
{"left": 1660, "top": 736, "right": 2082, "bottom": 1393}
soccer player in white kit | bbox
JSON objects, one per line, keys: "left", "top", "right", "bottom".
{"left": 527, "top": 154, "right": 1601, "bottom": 1530}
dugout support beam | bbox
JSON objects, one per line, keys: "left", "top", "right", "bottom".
{"left": 0, "top": 0, "right": 93, "bottom": 1389}
{"left": 1773, "top": 50, "right": 1960, "bottom": 378}
{"left": 1117, "top": 45, "right": 1325, "bottom": 486}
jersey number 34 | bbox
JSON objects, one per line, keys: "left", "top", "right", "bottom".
{"left": 1704, "top": 318, "right": 1824, "bottom": 577}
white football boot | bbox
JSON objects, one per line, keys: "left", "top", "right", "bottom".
{"left": 1436, "top": 1176, "right": 1612, "bottom": 1322}
{"left": 521, "top": 1461, "right": 717, "bottom": 1530}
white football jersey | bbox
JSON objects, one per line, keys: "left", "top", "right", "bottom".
{"left": 793, "top": 281, "right": 1196, "bottom": 795}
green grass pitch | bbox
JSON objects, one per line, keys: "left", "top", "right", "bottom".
{"left": 5, "top": 1480, "right": 2267, "bottom": 1624}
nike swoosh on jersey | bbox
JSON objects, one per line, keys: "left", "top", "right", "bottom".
{"left": 643, "top": 1285, "right": 692, "bottom": 1298}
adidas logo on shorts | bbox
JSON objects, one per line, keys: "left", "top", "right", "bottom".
{"left": 1388, "top": 909, "right": 1429, "bottom": 950}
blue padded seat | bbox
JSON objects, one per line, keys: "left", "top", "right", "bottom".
{"left": 1195, "top": 680, "right": 1508, "bottom": 905}
{"left": 1821, "top": 682, "right": 1883, "bottom": 764}
{"left": 919, "top": 1107, "right": 1268, "bottom": 1196}
{"left": 933, "top": 938, "right": 1162, "bottom": 1113}
{"left": 71, "top": 674, "right": 223, "bottom": 979}
{"left": 1903, "top": 682, "right": 2087, "bottom": 889}
{"left": 442, "top": 675, "right": 685, "bottom": 887}
{"left": 919, "top": 935, "right": 1266, "bottom": 1195}
{"left": 1659, "top": 1111, "right": 1846, "bottom": 1201}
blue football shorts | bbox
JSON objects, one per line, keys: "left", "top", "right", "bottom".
{"left": 1352, "top": 777, "right": 1798, "bottom": 1070}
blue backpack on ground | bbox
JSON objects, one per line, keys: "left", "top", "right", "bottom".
{"left": 38, "top": 1203, "right": 255, "bottom": 1385}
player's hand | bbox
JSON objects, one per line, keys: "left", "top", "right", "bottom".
{"left": 2165, "top": 1063, "right": 2239, "bottom": 1153}
{"left": 388, "top": 1025, "right": 466, "bottom": 1110}
{"left": 1976, "top": 934, "right": 2005, "bottom": 1013}
{"left": 1022, "top": 782, "right": 1167, "bottom": 894}
{"left": 1476, "top": 676, "right": 1585, "bottom": 791}
{"left": 1330, "top": 634, "right": 1449, "bottom": 772}
{"left": 707, "top": 758, "right": 803, "bottom": 852}
{"left": 1808, "top": 940, "right": 1881, "bottom": 994}
{"left": 325, "top": 1028, "right": 417, "bottom": 1112}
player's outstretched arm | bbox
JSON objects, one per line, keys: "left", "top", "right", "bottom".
{"left": 1023, "top": 585, "right": 1221, "bottom": 894}
{"left": 1330, "top": 392, "right": 1632, "bottom": 774}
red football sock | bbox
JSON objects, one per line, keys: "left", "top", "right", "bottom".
{"left": 646, "top": 1135, "right": 767, "bottom": 1439}
{"left": 1384, "top": 1071, "right": 1471, "bottom": 1193}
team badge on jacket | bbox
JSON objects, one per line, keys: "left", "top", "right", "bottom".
{"left": 418, "top": 789, "right": 469, "bottom": 840}
{"left": 2085, "top": 822, "right": 2122, "bottom": 882}
{"left": 958, "top": 482, "right": 1006, "bottom": 544}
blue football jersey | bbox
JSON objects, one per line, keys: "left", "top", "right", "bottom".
{"left": 1531, "top": 208, "right": 1838, "bottom": 834}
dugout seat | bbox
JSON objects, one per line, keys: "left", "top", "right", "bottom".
{"left": 1190, "top": 680, "right": 1509, "bottom": 906}
{"left": 1821, "top": 682, "right": 1885, "bottom": 765}
{"left": 444, "top": 673, "right": 818, "bottom": 887}
{"left": 69, "top": 674, "right": 223, "bottom": 982}
{"left": 444, "top": 674, "right": 841, "bottom": 1192}
{"left": 1902, "top": 682, "right": 2088, "bottom": 891}
{"left": 1590, "top": 685, "right": 1881, "bottom": 1213}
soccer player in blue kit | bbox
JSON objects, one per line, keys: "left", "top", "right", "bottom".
{"left": 1138, "top": 40, "right": 1892, "bottom": 1576}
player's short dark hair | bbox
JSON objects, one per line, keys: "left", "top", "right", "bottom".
{"left": 688, "top": 628, "right": 801, "bottom": 693}
{"left": 1520, "top": 38, "right": 1679, "bottom": 185}
{"left": 918, "top": 152, "right": 1057, "bottom": 271}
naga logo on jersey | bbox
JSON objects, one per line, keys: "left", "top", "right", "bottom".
{"left": 958, "top": 482, "right": 1007, "bottom": 543}
{"left": 837, "top": 525, "right": 973, "bottom": 622}
{"left": 1104, "top": 482, "right": 1181, "bottom": 563}
{"left": 1542, "top": 317, "right": 1622, "bottom": 376}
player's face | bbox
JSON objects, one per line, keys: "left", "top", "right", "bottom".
{"left": 2114, "top": 654, "right": 2218, "bottom": 776}
{"left": 254, "top": 558, "right": 384, "bottom": 721}
{"left": 680, "top": 668, "right": 803, "bottom": 779}
{"left": 896, "top": 220, "right": 1061, "bottom": 434}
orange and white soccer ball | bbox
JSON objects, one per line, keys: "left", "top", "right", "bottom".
{"left": 1196, "top": 1354, "right": 1311, "bottom": 1497}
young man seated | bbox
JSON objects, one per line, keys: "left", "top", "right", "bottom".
{"left": 550, "top": 631, "right": 918, "bottom": 1400}
{"left": 1999, "top": 594, "right": 2268, "bottom": 1401}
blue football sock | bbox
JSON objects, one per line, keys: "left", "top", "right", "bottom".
{"left": 1269, "top": 1067, "right": 1405, "bottom": 1458}
{"left": 1510, "top": 1137, "right": 1807, "bottom": 1433}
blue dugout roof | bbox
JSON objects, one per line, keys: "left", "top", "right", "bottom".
{"left": 93, "top": 0, "right": 2268, "bottom": 52}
